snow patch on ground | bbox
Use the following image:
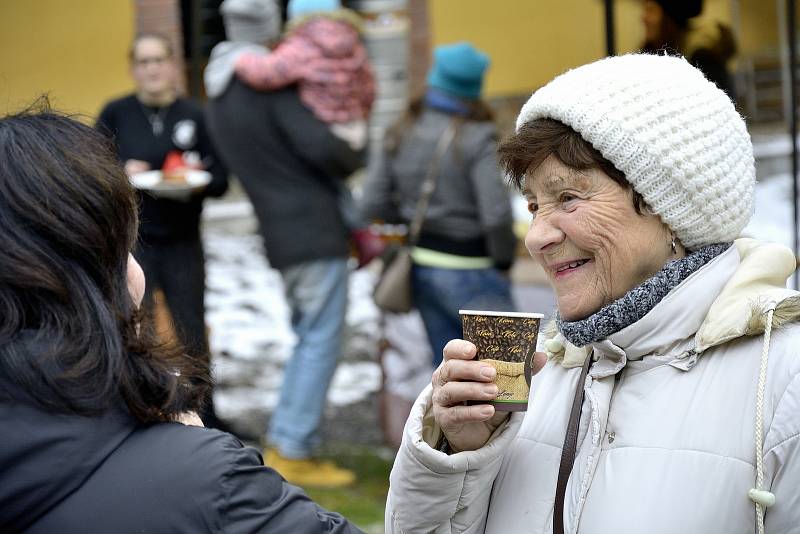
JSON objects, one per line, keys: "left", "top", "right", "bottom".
{"left": 203, "top": 226, "right": 383, "bottom": 427}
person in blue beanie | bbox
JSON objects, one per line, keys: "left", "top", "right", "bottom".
{"left": 361, "top": 42, "right": 517, "bottom": 367}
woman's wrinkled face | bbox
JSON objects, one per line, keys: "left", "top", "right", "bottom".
{"left": 524, "top": 156, "right": 674, "bottom": 321}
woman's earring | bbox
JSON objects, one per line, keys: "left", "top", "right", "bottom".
{"left": 671, "top": 235, "right": 677, "bottom": 255}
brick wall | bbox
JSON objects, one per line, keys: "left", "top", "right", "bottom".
{"left": 407, "top": 0, "right": 430, "bottom": 98}
{"left": 134, "top": 0, "right": 187, "bottom": 94}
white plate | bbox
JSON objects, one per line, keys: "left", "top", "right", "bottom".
{"left": 130, "top": 170, "right": 212, "bottom": 197}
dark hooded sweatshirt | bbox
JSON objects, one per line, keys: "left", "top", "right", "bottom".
{"left": 205, "top": 81, "right": 363, "bottom": 270}
{"left": 0, "top": 362, "right": 363, "bottom": 533}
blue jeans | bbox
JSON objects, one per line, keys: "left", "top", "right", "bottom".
{"left": 412, "top": 266, "right": 515, "bottom": 368}
{"left": 268, "top": 258, "right": 348, "bottom": 459}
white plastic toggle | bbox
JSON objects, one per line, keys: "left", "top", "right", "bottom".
{"left": 748, "top": 488, "right": 776, "bottom": 508}
{"left": 544, "top": 338, "right": 564, "bottom": 356}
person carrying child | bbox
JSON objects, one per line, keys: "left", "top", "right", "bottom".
{"left": 235, "top": 0, "right": 383, "bottom": 267}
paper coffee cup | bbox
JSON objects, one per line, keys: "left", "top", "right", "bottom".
{"left": 460, "top": 310, "right": 543, "bottom": 411}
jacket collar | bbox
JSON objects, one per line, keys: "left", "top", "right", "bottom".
{"left": 552, "top": 239, "right": 800, "bottom": 371}
{"left": 600, "top": 244, "right": 739, "bottom": 361}
{"left": 696, "top": 239, "right": 799, "bottom": 351}
{"left": 580, "top": 244, "right": 738, "bottom": 377}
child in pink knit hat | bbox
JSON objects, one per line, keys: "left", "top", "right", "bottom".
{"left": 234, "top": 0, "right": 375, "bottom": 150}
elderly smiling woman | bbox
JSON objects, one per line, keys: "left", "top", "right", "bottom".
{"left": 385, "top": 54, "right": 800, "bottom": 534}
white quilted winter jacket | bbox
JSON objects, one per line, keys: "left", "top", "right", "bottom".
{"left": 386, "top": 239, "right": 800, "bottom": 534}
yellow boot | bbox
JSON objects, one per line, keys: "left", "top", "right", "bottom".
{"left": 263, "top": 449, "right": 356, "bottom": 488}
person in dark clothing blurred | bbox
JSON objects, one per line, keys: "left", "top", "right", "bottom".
{"left": 640, "top": 0, "right": 737, "bottom": 97}
{"left": 205, "top": 0, "right": 363, "bottom": 488}
{"left": 0, "top": 107, "right": 364, "bottom": 534}
{"left": 97, "top": 33, "right": 229, "bottom": 429}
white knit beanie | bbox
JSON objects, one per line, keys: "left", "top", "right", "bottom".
{"left": 515, "top": 53, "right": 755, "bottom": 250}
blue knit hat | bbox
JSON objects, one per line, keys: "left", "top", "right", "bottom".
{"left": 426, "top": 42, "right": 490, "bottom": 100}
{"left": 287, "top": 0, "right": 341, "bottom": 20}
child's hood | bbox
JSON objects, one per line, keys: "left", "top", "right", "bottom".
{"left": 294, "top": 17, "right": 362, "bottom": 59}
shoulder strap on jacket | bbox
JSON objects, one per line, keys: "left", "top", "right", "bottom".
{"left": 406, "top": 122, "right": 456, "bottom": 247}
{"left": 553, "top": 351, "right": 591, "bottom": 534}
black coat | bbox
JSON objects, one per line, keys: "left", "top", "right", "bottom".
{"left": 96, "top": 95, "right": 229, "bottom": 241}
{"left": 0, "top": 375, "right": 363, "bottom": 533}
{"left": 206, "top": 80, "right": 364, "bottom": 271}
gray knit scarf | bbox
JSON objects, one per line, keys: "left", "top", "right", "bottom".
{"left": 556, "top": 243, "right": 731, "bottom": 347}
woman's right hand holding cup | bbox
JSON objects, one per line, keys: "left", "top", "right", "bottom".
{"left": 432, "top": 339, "right": 547, "bottom": 453}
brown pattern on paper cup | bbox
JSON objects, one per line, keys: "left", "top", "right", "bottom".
{"left": 460, "top": 310, "right": 542, "bottom": 412}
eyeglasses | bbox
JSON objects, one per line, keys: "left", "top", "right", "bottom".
{"left": 133, "top": 56, "right": 170, "bottom": 67}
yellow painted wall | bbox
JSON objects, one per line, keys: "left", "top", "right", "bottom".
{"left": 0, "top": 0, "right": 135, "bottom": 118}
{"left": 0, "top": 1, "right": 784, "bottom": 111}
{"left": 430, "top": 0, "right": 782, "bottom": 97}
{"left": 737, "top": 0, "right": 781, "bottom": 55}
{"left": 429, "top": 0, "right": 606, "bottom": 97}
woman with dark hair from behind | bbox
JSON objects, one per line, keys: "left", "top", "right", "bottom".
{"left": 0, "top": 105, "right": 363, "bottom": 533}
